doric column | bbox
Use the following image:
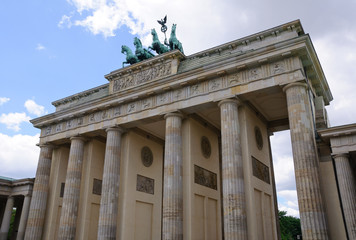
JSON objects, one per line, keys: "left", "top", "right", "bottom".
{"left": 58, "top": 137, "right": 86, "bottom": 240}
{"left": 162, "top": 112, "right": 183, "bottom": 240}
{"left": 0, "top": 196, "right": 14, "bottom": 240}
{"left": 97, "top": 127, "right": 124, "bottom": 240}
{"left": 24, "top": 144, "right": 54, "bottom": 240}
{"left": 333, "top": 153, "right": 356, "bottom": 239}
{"left": 17, "top": 194, "right": 32, "bottom": 240}
{"left": 283, "top": 82, "right": 328, "bottom": 239}
{"left": 218, "top": 99, "right": 247, "bottom": 240}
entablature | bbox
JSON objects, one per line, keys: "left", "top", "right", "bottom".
{"left": 30, "top": 20, "right": 333, "bottom": 144}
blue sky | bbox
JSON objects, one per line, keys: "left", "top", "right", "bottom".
{"left": 1, "top": 0, "right": 356, "bottom": 217}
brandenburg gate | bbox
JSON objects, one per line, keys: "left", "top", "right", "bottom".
{"left": 16, "top": 20, "right": 355, "bottom": 239}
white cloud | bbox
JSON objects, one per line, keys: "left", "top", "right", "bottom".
{"left": 24, "top": 99, "right": 47, "bottom": 117}
{"left": 270, "top": 131, "right": 296, "bottom": 192}
{"left": 278, "top": 190, "right": 299, "bottom": 217}
{"left": 0, "top": 133, "right": 40, "bottom": 179}
{"left": 0, "top": 112, "right": 31, "bottom": 132}
{"left": 36, "top": 44, "right": 46, "bottom": 51}
{"left": 0, "top": 97, "right": 10, "bottom": 106}
{"left": 278, "top": 205, "right": 300, "bottom": 218}
{"left": 313, "top": 32, "right": 356, "bottom": 126}
{"left": 58, "top": 15, "right": 73, "bottom": 28}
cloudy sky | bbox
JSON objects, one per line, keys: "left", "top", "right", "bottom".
{"left": 1, "top": 0, "right": 355, "bottom": 217}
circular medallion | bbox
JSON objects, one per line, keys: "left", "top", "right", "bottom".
{"left": 141, "top": 146, "right": 153, "bottom": 167}
{"left": 255, "top": 126, "right": 263, "bottom": 150}
{"left": 201, "top": 136, "right": 211, "bottom": 159}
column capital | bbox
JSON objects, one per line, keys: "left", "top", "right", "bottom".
{"left": 332, "top": 153, "right": 349, "bottom": 159}
{"left": 164, "top": 112, "right": 183, "bottom": 120}
{"left": 282, "top": 82, "right": 308, "bottom": 92}
{"left": 218, "top": 98, "right": 242, "bottom": 108}
{"left": 69, "top": 136, "right": 87, "bottom": 142}
{"left": 36, "top": 143, "right": 55, "bottom": 149}
{"left": 105, "top": 126, "right": 125, "bottom": 133}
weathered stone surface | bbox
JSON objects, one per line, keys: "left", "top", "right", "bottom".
{"left": 97, "top": 127, "right": 123, "bottom": 240}
{"left": 17, "top": 195, "right": 31, "bottom": 240}
{"left": 24, "top": 144, "right": 54, "bottom": 240}
{"left": 284, "top": 82, "right": 328, "bottom": 239}
{"left": 333, "top": 153, "right": 356, "bottom": 239}
{"left": 58, "top": 137, "right": 86, "bottom": 240}
{"left": 218, "top": 99, "right": 247, "bottom": 240}
{"left": 0, "top": 196, "right": 14, "bottom": 240}
{"left": 162, "top": 113, "right": 183, "bottom": 240}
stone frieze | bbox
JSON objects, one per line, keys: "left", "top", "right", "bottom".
{"left": 112, "top": 62, "right": 172, "bottom": 92}
{"left": 41, "top": 57, "right": 301, "bottom": 138}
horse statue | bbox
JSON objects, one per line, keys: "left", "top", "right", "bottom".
{"left": 149, "top": 28, "right": 170, "bottom": 54}
{"left": 169, "top": 24, "right": 184, "bottom": 54}
{"left": 133, "top": 37, "right": 154, "bottom": 61}
{"left": 121, "top": 45, "right": 139, "bottom": 67}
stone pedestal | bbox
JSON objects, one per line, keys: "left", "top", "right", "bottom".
{"left": 24, "top": 144, "right": 54, "bottom": 240}
{"left": 58, "top": 137, "right": 86, "bottom": 240}
{"left": 283, "top": 82, "right": 328, "bottom": 239}
{"left": 162, "top": 113, "right": 183, "bottom": 240}
{"left": 17, "top": 195, "right": 31, "bottom": 240}
{"left": 333, "top": 153, "right": 356, "bottom": 239}
{"left": 97, "top": 127, "right": 123, "bottom": 240}
{"left": 0, "top": 196, "right": 14, "bottom": 240}
{"left": 218, "top": 99, "right": 247, "bottom": 240}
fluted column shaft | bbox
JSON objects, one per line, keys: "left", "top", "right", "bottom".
{"left": 333, "top": 153, "right": 356, "bottom": 239}
{"left": 17, "top": 195, "right": 32, "bottom": 240}
{"left": 58, "top": 137, "right": 86, "bottom": 240}
{"left": 218, "top": 99, "right": 247, "bottom": 240}
{"left": 162, "top": 113, "right": 183, "bottom": 240}
{"left": 0, "top": 196, "right": 14, "bottom": 240}
{"left": 24, "top": 144, "right": 54, "bottom": 240}
{"left": 284, "top": 83, "right": 328, "bottom": 239}
{"left": 97, "top": 127, "right": 123, "bottom": 240}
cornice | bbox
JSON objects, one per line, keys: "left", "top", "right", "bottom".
{"left": 51, "top": 84, "right": 109, "bottom": 111}
{"left": 318, "top": 123, "right": 356, "bottom": 140}
{"left": 30, "top": 20, "right": 332, "bottom": 132}
{"left": 186, "top": 19, "right": 304, "bottom": 60}
{"left": 31, "top": 36, "right": 313, "bottom": 129}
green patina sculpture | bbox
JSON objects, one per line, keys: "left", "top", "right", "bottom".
{"left": 149, "top": 28, "right": 170, "bottom": 54}
{"left": 121, "top": 16, "right": 184, "bottom": 67}
{"left": 121, "top": 45, "right": 139, "bottom": 67}
{"left": 169, "top": 23, "right": 184, "bottom": 54}
{"left": 134, "top": 37, "right": 154, "bottom": 61}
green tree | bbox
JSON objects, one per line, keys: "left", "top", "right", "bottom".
{"left": 279, "top": 210, "right": 302, "bottom": 240}
{"left": 7, "top": 208, "right": 16, "bottom": 240}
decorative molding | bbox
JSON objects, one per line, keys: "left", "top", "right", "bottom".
{"left": 252, "top": 156, "right": 270, "bottom": 184}
{"left": 112, "top": 62, "right": 172, "bottom": 92}
{"left": 40, "top": 58, "right": 300, "bottom": 138}
{"left": 92, "top": 178, "right": 102, "bottom": 195}
{"left": 136, "top": 175, "right": 154, "bottom": 194}
{"left": 52, "top": 84, "right": 109, "bottom": 107}
{"left": 254, "top": 126, "right": 263, "bottom": 150}
{"left": 194, "top": 165, "right": 217, "bottom": 190}
{"left": 141, "top": 146, "right": 153, "bottom": 167}
{"left": 201, "top": 136, "right": 211, "bottom": 159}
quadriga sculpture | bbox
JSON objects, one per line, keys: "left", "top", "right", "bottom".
{"left": 149, "top": 29, "right": 169, "bottom": 54}
{"left": 134, "top": 37, "right": 154, "bottom": 61}
{"left": 169, "top": 24, "right": 184, "bottom": 54}
{"left": 121, "top": 45, "right": 139, "bottom": 67}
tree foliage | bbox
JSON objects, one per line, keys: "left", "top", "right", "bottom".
{"left": 279, "top": 210, "right": 302, "bottom": 240}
